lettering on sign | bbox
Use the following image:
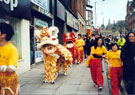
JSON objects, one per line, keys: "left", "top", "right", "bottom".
{"left": 38, "top": 7, "right": 51, "bottom": 18}
{"left": 0, "top": 0, "right": 18, "bottom": 11}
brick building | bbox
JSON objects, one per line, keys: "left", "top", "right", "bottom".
{"left": 72, "top": 0, "right": 86, "bottom": 34}
{"left": 126, "top": 0, "right": 135, "bottom": 32}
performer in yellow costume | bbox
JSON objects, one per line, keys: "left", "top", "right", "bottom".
{"left": 75, "top": 34, "right": 85, "bottom": 64}
{"left": 35, "top": 26, "right": 72, "bottom": 84}
{"left": 0, "top": 23, "right": 19, "bottom": 95}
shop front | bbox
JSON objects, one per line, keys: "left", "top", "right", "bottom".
{"left": 73, "top": 17, "right": 79, "bottom": 38}
{"left": 31, "top": 0, "right": 53, "bottom": 63}
{"left": 34, "top": 18, "right": 49, "bottom": 63}
{"left": 0, "top": 0, "right": 31, "bottom": 75}
{"left": 66, "top": 10, "right": 74, "bottom": 33}
{"left": 54, "top": 0, "right": 66, "bottom": 44}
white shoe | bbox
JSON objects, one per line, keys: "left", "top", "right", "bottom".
{"left": 43, "top": 80, "right": 47, "bottom": 83}
{"left": 69, "top": 65, "right": 72, "bottom": 67}
{"left": 51, "top": 80, "right": 55, "bottom": 84}
{"left": 64, "top": 72, "right": 67, "bottom": 76}
{"left": 95, "top": 84, "right": 98, "bottom": 88}
{"left": 98, "top": 86, "right": 103, "bottom": 91}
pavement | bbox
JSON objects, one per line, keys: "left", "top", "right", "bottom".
{"left": 18, "top": 59, "right": 110, "bottom": 95}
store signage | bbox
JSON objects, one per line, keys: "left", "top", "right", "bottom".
{"left": 35, "top": 51, "right": 43, "bottom": 63}
{"left": 0, "top": 0, "right": 31, "bottom": 20}
{"left": 73, "top": 18, "right": 79, "bottom": 30}
{"left": 66, "top": 11, "right": 74, "bottom": 28}
{"left": 32, "top": 4, "right": 53, "bottom": 19}
{"left": 31, "top": 0, "right": 49, "bottom": 12}
{"left": 57, "top": 0, "right": 65, "bottom": 21}
{"left": 34, "top": 18, "right": 48, "bottom": 27}
{"left": 0, "top": 0, "right": 18, "bottom": 11}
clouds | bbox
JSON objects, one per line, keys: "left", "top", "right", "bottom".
{"left": 91, "top": 0, "right": 127, "bottom": 26}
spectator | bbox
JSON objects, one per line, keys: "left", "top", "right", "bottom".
{"left": 121, "top": 32, "right": 135, "bottom": 94}
{"left": 117, "top": 35, "right": 126, "bottom": 50}
{"left": 95, "top": 34, "right": 99, "bottom": 39}
{"left": 30, "top": 37, "right": 34, "bottom": 65}
{"left": 105, "top": 36, "right": 111, "bottom": 50}
{"left": 84, "top": 35, "right": 90, "bottom": 58}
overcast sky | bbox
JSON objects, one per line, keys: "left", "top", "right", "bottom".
{"left": 90, "top": 0, "right": 127, "bottom": 27}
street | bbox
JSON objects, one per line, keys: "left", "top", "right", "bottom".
{"left": 19, "top": 59, "right": 109, "bottom": 95}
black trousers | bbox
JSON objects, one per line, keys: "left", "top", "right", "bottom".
{"left": 124, "top": 79, "right": 135, "bottom": 94}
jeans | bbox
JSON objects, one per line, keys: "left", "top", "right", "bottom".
{"left": 124, "top": 80, "right": 135, "bottom": 94}
{"left": 30, "top": 50, "right": 34, "bottom": 65}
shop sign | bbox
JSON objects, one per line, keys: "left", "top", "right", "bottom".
{"left": 0, "top": 0, "right": 31, "bottom": 20}
{"left": 35, "top": 51, "right": 43, "bottom": 63}
{"left": 31, "top": 0, "right": 49, "bottom": 12}
{"left": 34, "top": 18, "right": 48, "bottom": 27}
{"left": 66, "top": 11, "right": 74, "bottom": 28}
{"left": 0, "top": 0, "right": 18, "bottom": 11}
{"left": 73, "top": 18, "right": 79, "bottom": 30}
{"left": 32, "top": 4, "right": 53, "bottom": 19}
{"left": 57, "top": 0, "right": 65, "bottom": 21}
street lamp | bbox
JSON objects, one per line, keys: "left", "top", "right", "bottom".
{"left": 95, "top": 0, "right": 105, "bottom": 28}
{"left": 96, "top": 12, "right": 104, "bottom": 27}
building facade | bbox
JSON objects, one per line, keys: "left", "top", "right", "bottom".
{"left": 86, "top": 0, "right": 93, "bottom": 29}
{"left": 126, "top": 0, "right": 135, "bottom": 32}
{"left": 72, "top": 0, "right": 86, "bottom": 35}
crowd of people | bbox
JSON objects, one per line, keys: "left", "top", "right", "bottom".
{"left": 84, "top": 32, "right": 135, "bottom": 95}
{"left": 0, "top": 22, "right": 135, "bottom": 95}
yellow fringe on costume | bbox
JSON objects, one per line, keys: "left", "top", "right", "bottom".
{"left": 57, "top": 45, "right": 73, "bottom": 65}
{"left": 43, "top": 45, "right": 73, "bottom": 82}
{"left": 57, "top": 57, "right": 68, "bottom": 73}
{"left": 56, "top": 45, "right": 73, "bottom": 74}
{"left": 43, "top": 54, "right": 57, "bottom": 83}
{"left": 0, "top": 72, "right": 19, "bottom": 95}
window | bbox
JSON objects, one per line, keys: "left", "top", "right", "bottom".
{"left": 9, "top": 17, "right": 22, "bottom": 60}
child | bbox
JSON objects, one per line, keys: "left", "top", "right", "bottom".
{"left": 0, "top": 23, "right": 19, "bottom": 95}
{"left": 75, "top": 34, "right": 85, "bottom": 64}
{"left": 105, "top": 43, "right": 122, "bottom": 95}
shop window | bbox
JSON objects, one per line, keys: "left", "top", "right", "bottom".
{"left": 9, "top": 17, "right": 22, "bottom": 60}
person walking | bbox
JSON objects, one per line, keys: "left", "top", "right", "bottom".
{"left": 84, "top": 35, "right": 90, "bottom": 58}
{"left": 121, "top": 32, "right": 135, "bottom": 94}
{"left": 88, "top": 37, "right": 107, "bottom": 90}
{"left": 0, "top": 23, "right": 19, "bottom": 95}
{"left": 105, "top": 43, "right": 122, "bottom": 95}
{"left": 75, "top": 34, "right": 85, "bottom": 64}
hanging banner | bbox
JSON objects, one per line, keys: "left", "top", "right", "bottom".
{"left": 0, "top": 0, "right": 31, "bottom": 20}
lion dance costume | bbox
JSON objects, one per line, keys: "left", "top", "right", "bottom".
{"left": 62, "top": 32, "right": 78, "bottom": 66}
{"left": 34, "top": 26, "right": 72, "bottom": 84}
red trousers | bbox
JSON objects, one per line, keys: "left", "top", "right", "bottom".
{"left": 110, "top": 67, "right": 122, "bottom": 95}
{"left": 90, "top": 58, "right": 103, "bottom": 87}
{"left": 77, "top": 49, "right": 84, "bottom": 63}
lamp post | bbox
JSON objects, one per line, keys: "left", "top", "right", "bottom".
{"left": 95, "top": 0, "right": 105, "bottom": 28}
{"left": 96, "top": 12, "right": 104, "bottom": 27}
